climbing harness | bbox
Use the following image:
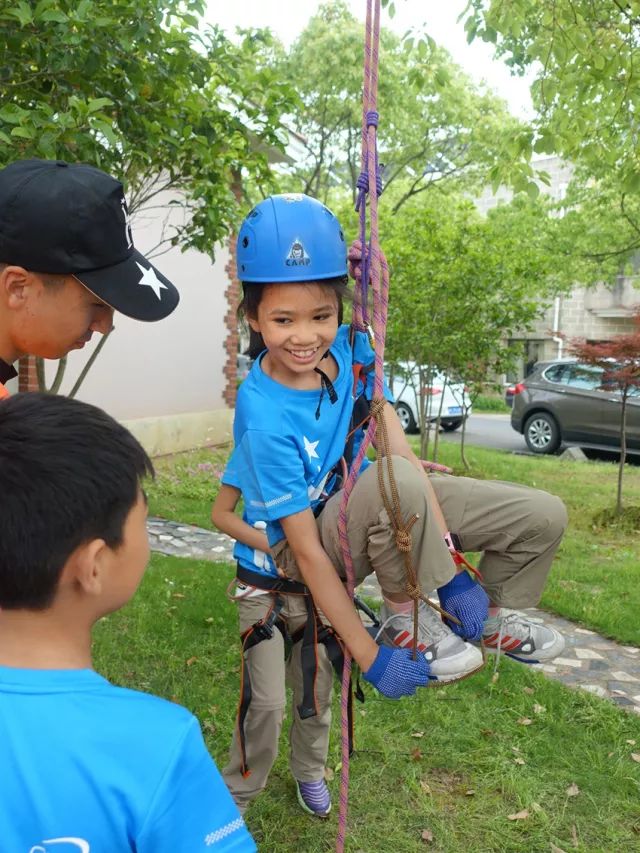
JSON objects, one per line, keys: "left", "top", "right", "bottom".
{"left": 229, "top": 567, "right": 378, "bottom": 779}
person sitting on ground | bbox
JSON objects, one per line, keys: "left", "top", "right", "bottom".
{"left": 0, "top": 392, "right": 255, "bottom": 852}
{"left": 0, "top": 158, "right": 180, "bottom": 398}
{"left": 211, "top": 194, "right": 568, "bottom": 820}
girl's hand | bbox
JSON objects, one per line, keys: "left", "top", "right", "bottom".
{"left": 437, "top": 571, "right": 489, "bottom": 642}
{"left": 363, "top": 646, "right": 433, "bottom": 698}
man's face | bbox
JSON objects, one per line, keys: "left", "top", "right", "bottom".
{"left": 10, "top": 271, "right": 114, "bottom": 359}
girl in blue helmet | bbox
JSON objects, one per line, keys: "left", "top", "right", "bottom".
{"left": 212, "top": 194, "right": 566, "bottom": 818}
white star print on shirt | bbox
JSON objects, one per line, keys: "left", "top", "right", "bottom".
{"left": 135, "top": 262, "right": 167, "bottom": 300}
{"left": 303, "top": 436, "right": 319, "bottom": 461}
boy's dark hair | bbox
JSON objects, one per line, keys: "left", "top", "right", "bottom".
{"left": 0, "top": 393, "right": 154, "bottom": 610}
{"left": 239, "top": 276, "right": 350, "bottom": 360}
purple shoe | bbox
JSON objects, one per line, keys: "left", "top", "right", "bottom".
{"left": 295, "top": 778, "right": 332, "bottom": 818}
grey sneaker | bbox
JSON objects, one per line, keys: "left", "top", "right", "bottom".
{"left": 482, "top": 609, "right": 565, "bottom": 663}
{"left": 377, "top": 600, "right": 483, "bottom": 683}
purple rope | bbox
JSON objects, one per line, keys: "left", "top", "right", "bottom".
{"left": 336, "top": 3, "right": 386, "bottom": 851}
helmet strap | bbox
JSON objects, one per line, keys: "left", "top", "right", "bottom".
{"left": 314, "top": 356, "right": 338, "bottom": 420}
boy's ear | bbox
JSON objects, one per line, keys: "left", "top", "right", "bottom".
{"left": 64, "top": 538, "right": 109, "bottom": 597}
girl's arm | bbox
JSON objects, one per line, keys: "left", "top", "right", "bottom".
{"left": 211, "top": 484, "right": 270, "bottom": 552}
{"left": 280, "top": 509, "right": 379, "bottom": 672}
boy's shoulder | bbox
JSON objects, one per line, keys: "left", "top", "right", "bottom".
{"left": 1, "top": 666, "right": 195, "bottom": 743}
{"left": 91, "top": 675, "right": 201, "bottom": 755}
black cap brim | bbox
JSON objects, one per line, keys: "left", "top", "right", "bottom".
{"left": 74, "top": 248, "right": 179, "bottom": 322}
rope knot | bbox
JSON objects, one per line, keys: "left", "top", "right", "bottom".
{"left": 395, "top": 529, "right": 412, "bottom": 553}
{"left": 369, "top": 397, "right": 386, "bottom": 419}
{"left": 356, "top": 171, "right": 369, "bottom": 191}
{"left": 406, "top": 581, "right": 421, "bottom": 599}
{"left": 366, "top": 110, "right": 379, "bottom": 127}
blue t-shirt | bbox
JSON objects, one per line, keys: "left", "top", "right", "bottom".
{"left": 0, "top": 666, "right": 256, "bottom": 852}
{"left": 223, "top": 325, "right": 391, "bottom": 580}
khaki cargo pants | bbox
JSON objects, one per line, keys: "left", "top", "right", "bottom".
{"left": 223, "top": 457, "right": 567, "bottom": 808}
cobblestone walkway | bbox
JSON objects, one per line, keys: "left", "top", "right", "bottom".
{"left": 148, "top": 517, "right": 640, "bottom": 716}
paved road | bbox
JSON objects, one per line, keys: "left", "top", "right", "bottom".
{"left": 438, "top": 413, "right": 527, "bottom": 453}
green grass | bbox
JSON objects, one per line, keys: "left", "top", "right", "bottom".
{"left": 146, "top": 446, "right": 228, "bottom": 529}
{"left": 94, "top": 553, "right": 640, "bottom": 852}
{"left": 472, "top": 393, "right": 510, "bottom": 413}
{"left": 147, "top": 441, "right": 640, "bottom": 647}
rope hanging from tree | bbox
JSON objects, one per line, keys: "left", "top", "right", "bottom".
{"left": 335, "top": 4, "right": 479, "bottom": 847}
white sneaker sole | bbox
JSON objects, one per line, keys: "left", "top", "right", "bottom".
{"left": 429, "top": 643, "right": 484, "bottom": 683}
{"left": 482, "top": 632, "right": 565, "bottom": 664}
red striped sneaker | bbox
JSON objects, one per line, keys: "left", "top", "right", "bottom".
{"left": 378, "top": 601, "right": 483, "bottom": 683}
{"left": 482, "top": 610, "right": 565, "bottom": 663}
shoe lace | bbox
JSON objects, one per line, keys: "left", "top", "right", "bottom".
{"left": 491, "top": 612, "right": 532, "bottom": 675}
{"left": 376, "top": 601, "right": 448, "bottom": 647}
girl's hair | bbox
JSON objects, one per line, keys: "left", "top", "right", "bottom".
{"left": 239, "top": 276, "right": 350, "bottom": 360}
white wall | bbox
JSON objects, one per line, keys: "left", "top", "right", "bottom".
{"left": 44, "top": 191, "right": 230, "bottom": 422}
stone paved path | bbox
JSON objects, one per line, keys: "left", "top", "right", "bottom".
{"left": 148, "top": 517, "right": 640, "bottom": 716}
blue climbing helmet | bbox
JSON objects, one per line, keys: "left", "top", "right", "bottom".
{"left": 237, "top": 193, "right": 347, "bottom": 283}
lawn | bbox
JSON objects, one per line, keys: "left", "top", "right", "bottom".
{"left": 94, "top": 553, "right": 640, "bottom": 852}
{"left": 146, "top": 439, "right": 640, "bottom": 645}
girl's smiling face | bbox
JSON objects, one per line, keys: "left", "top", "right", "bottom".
{"left": 248, "top": 282, "right": 340, "bottom": 388}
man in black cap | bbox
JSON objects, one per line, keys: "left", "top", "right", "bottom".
{"left": 0, "top": 159, "right": 180, "bottom": 397}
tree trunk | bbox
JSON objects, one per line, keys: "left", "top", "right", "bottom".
{"left": 432, "top": 376, "right": 447, "bottom": 462}
{"left": 36, "top": 356, "right": 67, "bottom": 394}
{"left": 68, "top": 328, "right": 114, "bottom": 398}
{"left": 616, "top": 389, "right": 629, "bottom": 516}
{"left": 460, "top": 400, "right": 472, "bottom": 471}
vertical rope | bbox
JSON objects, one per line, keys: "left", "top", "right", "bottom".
{"left": 336, "top": 2, "right": 383, "bottom": 850}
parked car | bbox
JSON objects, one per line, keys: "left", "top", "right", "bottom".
{"left": 510, "top": 359, "right": 640, "bottom": 455}
{"left": 386, "top": 363, "right": 472, "bottom": 433}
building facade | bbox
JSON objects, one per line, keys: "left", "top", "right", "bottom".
{"left": 476, "top": 156, "right": 639, "bottom": 379}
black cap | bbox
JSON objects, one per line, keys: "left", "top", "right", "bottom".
{"left": 0, "top": 159, "right": 179, "bottom": 321}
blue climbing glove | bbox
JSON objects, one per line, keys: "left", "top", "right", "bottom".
{"left": 363, "top": 646, "right": 432, "bottom": 699}
{"left": 437, "top": 570, "right": 489, "bottom": 642}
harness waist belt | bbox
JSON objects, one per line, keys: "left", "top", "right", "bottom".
{"left": 236, "top": 563, "right": 309, "bottom": 596}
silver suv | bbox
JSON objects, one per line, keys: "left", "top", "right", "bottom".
{"left": 510, "top": 359, "right": 640, "bottom": 455}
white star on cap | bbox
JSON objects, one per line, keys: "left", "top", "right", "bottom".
{"left": 303, "top": 436, "right": 319, "bottom": 460}
{"left": 135, "top": 262, "right": 167, "bottom": 300}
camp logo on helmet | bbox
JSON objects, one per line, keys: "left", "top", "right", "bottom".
{"left": 285, "top": 239, "right": 311, "bottom": 267}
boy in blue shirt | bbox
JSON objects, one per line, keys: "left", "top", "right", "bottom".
{"left": 0, "top": 392, "right": 255, "bottom": 852}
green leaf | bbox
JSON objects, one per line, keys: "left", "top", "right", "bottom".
{"left": 0, "top": 104, "right": 27, "bottom": 124}
{"left": 87, "top": 98, "right": 114, "bottom": 114}
{"left": 40, "top": 9, "right": 68, "bottom": 23}
{"left": 6, "top": 2, "right": 33, "bottom": 26}
{"left": 622, "top": 171, "right": 640, "bottom": 194}
{"left": 10, "top": 126, "right": 35, "bottom": 139}
{"left": 526, "top": 181, "right": 540, "bottom": 201}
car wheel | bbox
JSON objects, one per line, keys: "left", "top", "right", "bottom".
{"left": 441, "top": 419, "right": 463, "bottom": 432}
{"left": 524, "top": 412, "right": 561, "bottom": 454}
{"left": 395, "top": 402, "right": 417, "bottom": 433}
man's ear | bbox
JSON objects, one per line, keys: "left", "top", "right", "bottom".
{"left": 2, "top": 266, "right": 34, "bottom": 309}
{"left": 63, "top": 538, "right": 109, "bottom": 597}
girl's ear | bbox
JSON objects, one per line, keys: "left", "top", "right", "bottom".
{"left": 247, "top": 316, "right": 261, "bottom": 333}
